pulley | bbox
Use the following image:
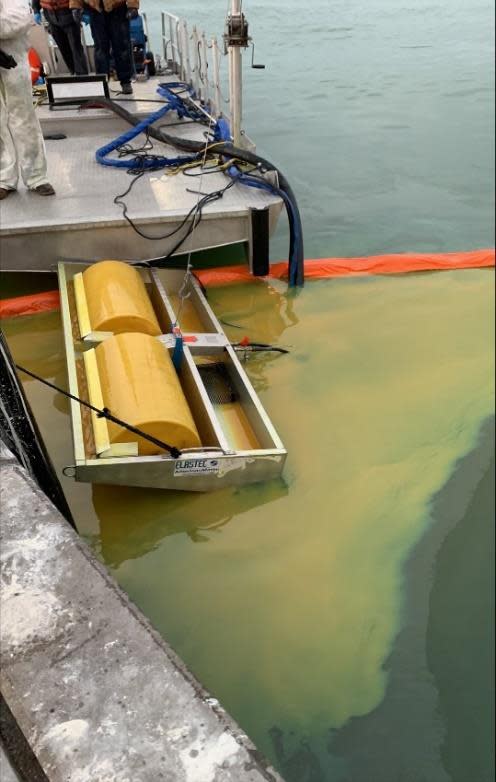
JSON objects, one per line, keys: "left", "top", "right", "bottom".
{"left": 223, "top": 10, "right": 250, "bottom": 52}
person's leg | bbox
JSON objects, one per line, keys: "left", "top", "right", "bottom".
{"left": 1, "top": 49, "right": 50, "bottom": 190}
{"left": 0, "top": 76, "right": 19, "bottom": 192}
{"left": 107, "top": 5, "right": 133, "bottom": 87}
{"left": 58, "top": 10, "right": 88, "bottom": 75}
{"left": 44, "top": 9, "right": 75, "bottom": 74}
{"left": 88, "top": 9, "right": 111, "bottom": 76}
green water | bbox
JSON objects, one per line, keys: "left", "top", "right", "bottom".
{"left": 2, "top": 270, "right": 494, "bottom": 781}
{"left": 2, "top": 0, "right": 495, "bottom": 778}
{"left": 145, "top": 0, "right": 495, "bottom": 261}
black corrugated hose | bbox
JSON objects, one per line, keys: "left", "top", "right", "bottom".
{"left": 85, "top": 98, "right": 305, "bottom": 286}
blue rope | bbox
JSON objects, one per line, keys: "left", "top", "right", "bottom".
{"left": 94, "top": 87, "right": 304, "bottom": 284}
{"left": 213, "top": 116, "right": 232, "bottom": 144}
{"left": 95, "top": 85, "right": 206, "bottom": 171}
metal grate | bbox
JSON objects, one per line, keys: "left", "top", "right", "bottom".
{"left": 197, "top": 362, "right": 238, "bottom": 405}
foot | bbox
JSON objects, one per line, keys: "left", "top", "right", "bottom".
{"left": 32, "top": 183, "right": 56, "bottom": 196}
{"left": 120, "top": 82, "right": 133, "bottom": 95}
{"left": 0, "top": 187, "right": 15, "bottom": 200}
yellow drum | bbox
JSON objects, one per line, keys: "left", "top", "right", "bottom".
{"left": 83, "top": 260, "right": 161, "bottom": 336}
{"left": 95, "top": 333, "right": 201, "bottom": 455}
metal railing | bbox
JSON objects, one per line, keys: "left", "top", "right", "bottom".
{"left": 161, "top": 12, "right": 182, "bottom": 75}
{"left": 38, "top": 8, "right": 233, "bottom": 127}
{"left": 161, "top": 11, "right": 227, "bottom": 121}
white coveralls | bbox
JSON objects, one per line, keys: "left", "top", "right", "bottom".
{"left": 0, "top": 0, "right": 49, "bottom": 190}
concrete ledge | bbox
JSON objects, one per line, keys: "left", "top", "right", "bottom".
{"left": 1, "top": 739, "right": 21, "bottom": 782}
{"left": 0, "top": 456, "right": 283, "bottom": 782}
{"left": 0, "top": 443, "right": 17, "bottom": 465}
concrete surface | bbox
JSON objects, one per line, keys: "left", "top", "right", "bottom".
{"left": 0, "top": 445, "right": 283, "bottom": 782}
{"left": 0, "top": 740, "right": 21, "bottom": 782}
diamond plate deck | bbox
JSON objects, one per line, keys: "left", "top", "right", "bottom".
{"left": 0, "top": 78, "right": 282, "bottom": 270}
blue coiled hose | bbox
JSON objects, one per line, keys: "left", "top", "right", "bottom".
{"left": 95, "top": 84, "right": 202, "bottom": 170}
{"left": 93, "top": 88, "right": 304, "bottom": 285}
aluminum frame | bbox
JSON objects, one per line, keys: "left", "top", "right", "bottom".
{"left": 58, "top": 261, "right": 287, "bottom": 491}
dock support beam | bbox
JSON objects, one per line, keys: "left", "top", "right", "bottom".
{"left": 249, "top": 207, "right": 270, "bottom": 277}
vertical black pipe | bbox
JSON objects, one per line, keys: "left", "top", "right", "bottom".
{"left": 250, "top": 206, "right": 270, "bottom": 277}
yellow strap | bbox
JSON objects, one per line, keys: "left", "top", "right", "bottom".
{"left": 82, "top": 348, "right": 138, "bottom": 458}
{"left": 74, "top": 272, "right": 92, "bottom": 339}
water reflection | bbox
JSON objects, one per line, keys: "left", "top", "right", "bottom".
{"left": 2, "top": 311, "right": 72, "bottom": 416}
{"left": 94, "top": 478, "right": 289, "bottom": 568}
{"left": 209, "top": 280, "right": 299, "bottom": 344}
{"left": 1, "top": 310, "right": 63, "bottom": 381}
{"left": 239, "top": 350, "right": 288, "bottom": 394}
{"left": 210, "top": 281, "right": 300, "bottom": 395}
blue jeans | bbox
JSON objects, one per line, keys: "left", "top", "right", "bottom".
{"left": 89, "top": 5, "right": 133, "bottom": 85}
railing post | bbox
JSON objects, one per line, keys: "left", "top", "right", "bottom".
{"left": 170, "top": 16, "right": 177, "bottom": 72}
{"left": 175, "top": 19, "right": 183, "bottom": 78}
{"left": 211, "top": 37, "right": 222, "bottom": 118}
{"left": 182, "top": 20, "right": 192, "bottom": 87}
{"left": 201, "top": 32, "right": 209, "bottom": 107}
{"left": 192, "top": 25, "right": 201, "bottom": 99}
{"left": 159, "top": 11, "right": 231, "bottom": 118}
{"left": 161, "top": 11, "right": 167, "bottom": 62}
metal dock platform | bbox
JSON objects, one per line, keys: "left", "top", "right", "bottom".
{"left": 0, "top": 76, "right": 282, "bottom": 272}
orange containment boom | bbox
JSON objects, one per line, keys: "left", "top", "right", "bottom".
{"left": 0, "top": 249, "right": 494, "bottom": 319}
{"left": 0, "top": 290, "right": 61, "bottom": 319}
{"left": 196, "top": 249, "right": 495, "bottom": 287}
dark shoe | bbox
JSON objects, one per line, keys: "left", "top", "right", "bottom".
{"left": 0, "top": 187, "right": 14, "bottom": 200}
{"left": 32, "top": 183, "right": 56, "bottom": 196}
{"left": 120, "top": 82, "right": 133, "bottom": 95}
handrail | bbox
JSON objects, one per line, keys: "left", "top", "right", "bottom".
{"left": 161, "top": 11, "right": 181, "bottom": 75}
{"left": 201, "top": 32, "right": 210, "bottom": 105}
{"left": 210, "top": 37, "right": 223, "bottom": 117}
{"left": 191, "top": 25, "right": 201, "bottom": 99}
{"left": 181, "top": 20, "right": 192, "bottom": 85}
{"left": 160, "top": 10, "right": 229, "bottom": 123}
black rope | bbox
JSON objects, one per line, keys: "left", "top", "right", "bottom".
{"left": 83, "top": 97, "right": 305, "bottom": 285}
{"left": 15, "top": 364, "right": 182, "bottom": 459}
{"left": 233, "top": 343, "right": 290, "bottom": 354}
{"left": 220, "top": 318, "right": 245, "bottom": 330}
{"left": 114, "top": 173, "right": 238, "bottom": 258}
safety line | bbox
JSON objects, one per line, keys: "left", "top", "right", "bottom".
{"left": 14, "top": 364, "right": 182, "bottom": 459}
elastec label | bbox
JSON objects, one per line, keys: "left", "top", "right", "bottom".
{"left": 174, "top": 458, "right": 220, "bottom": 477}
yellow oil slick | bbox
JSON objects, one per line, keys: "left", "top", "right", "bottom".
{"left": 2, "top": 270, "right": 494, "bottom": 754}
{"left": 101, "top": 270, "right": 494, "bottom": 743}
{"left": 198, "top": 270, "right": 494, "bottom": 737}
